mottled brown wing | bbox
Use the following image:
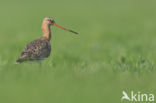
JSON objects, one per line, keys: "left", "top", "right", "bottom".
{"left": 16, "top": 38, "right": 51, "bottom": 63}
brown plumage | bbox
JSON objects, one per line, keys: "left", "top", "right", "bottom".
{"left": 16, "top": 17, "right": 78, "bottom": 63}
{"left": 16, "top": 37, "right": 51, "bottom": 63}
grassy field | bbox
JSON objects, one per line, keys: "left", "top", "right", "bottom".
{"left": 0, "top": 0, "right": 156, "bottom": 103}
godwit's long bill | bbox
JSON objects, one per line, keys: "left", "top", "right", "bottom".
{"left": 53, "top": 23, "right": 78, "bottom": 34}
{"left": 16, "top": 17, "right": 78, "bottom": 63}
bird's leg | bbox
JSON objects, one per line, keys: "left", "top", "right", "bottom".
{"left": 38, "top": 60, "right": 42, "bottom": 67}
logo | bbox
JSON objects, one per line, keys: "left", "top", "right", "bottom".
{"left": 121, "top": 91, "right": 154, "bottom": 102}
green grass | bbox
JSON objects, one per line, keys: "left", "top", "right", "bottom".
{"left": 0, "top": 0, "right": 156, "bottom": 103}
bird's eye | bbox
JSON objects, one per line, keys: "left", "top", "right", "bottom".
{"left": 51, "top": 20, "right": 55, "bottom": 23}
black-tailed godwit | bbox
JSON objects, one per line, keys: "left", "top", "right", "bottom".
{"left": 16, "top": 17, "right": 78, "bottom": 63}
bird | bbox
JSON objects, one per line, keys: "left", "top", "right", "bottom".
{"left": 16, "top": 17, "right": 78, "bottom": 64}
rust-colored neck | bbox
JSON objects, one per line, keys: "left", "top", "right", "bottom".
{"left": 42, "top": 23, "right": 51, "bottom": 41}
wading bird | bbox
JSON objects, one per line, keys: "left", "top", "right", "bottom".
{"left": 16, "top": 17, "right": 78, "bottom": 63}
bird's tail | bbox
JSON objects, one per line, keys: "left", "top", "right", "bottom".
{"left": 16, "top": 54, "right": 28, "bottom": 64}
{"left": 16, "top": 58, "right": 24, "bottom": 64}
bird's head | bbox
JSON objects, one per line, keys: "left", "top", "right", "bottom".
{"left": 43, "top": 17, "right": 55, "bottom": 25}
{"left": 43, "top": 17, "right": 78, "bottom": 34}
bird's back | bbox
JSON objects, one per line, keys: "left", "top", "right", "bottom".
{"left": 16, "top": 37, "right": 51, "bottom": 63}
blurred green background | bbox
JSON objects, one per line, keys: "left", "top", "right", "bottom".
{"left": 0, "top": 0, "right": 156, "bottom": 103}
